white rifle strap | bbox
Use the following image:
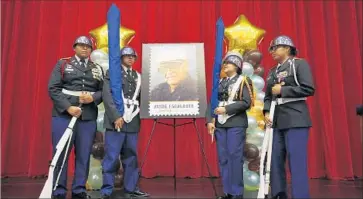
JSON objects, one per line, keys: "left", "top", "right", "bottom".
{"left": 217, "top": 76, "right": 243, "bottom": 124}
{"left": 228, "top": 76, "right": 244, "bottom": 101}
{"left": 122, "top": 72, "right": 141, "bottom": 123}
{"left": 257, "top": 100, "right": 276, "bottom": 199}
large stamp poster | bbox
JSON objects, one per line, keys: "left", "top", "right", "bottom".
{"left": 140, "top": 43, "right": 207, "bottom": 119}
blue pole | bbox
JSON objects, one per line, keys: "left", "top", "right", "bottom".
{"left": 107, "top": 4, "right": 124, "bottom": 116}
{"left": 211, "top": 17, "right": 225, "bottom": 117}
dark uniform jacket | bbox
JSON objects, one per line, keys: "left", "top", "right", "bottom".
{"left": 150, "top": 76, "right": 198, "bottom": 101}
{"left": 263, "top": 58, "right": 315, "bottom": 130}
{"left": 48, "top": 56, "right": 103, "bottom": 121}
{"left": 103, "top": 68, "right": 141, "bottom": 133}
{"left": 206, "top": 75, "right": 252, "bottom": 128}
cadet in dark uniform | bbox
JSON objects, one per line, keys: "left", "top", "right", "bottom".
{"left": 48, "top": 36, "right": 104, "bottom": 199}
{"left": 206, "top": 52, "right": 254, "bottom": 199}
{"left": 263, "top": 35, "right": 315, "bottom": 199}
{"left": 101, "top": 47, "right": 149, "bottom": 199}
{"left": 150, "top": 59, "right": 198, "bottom": 101}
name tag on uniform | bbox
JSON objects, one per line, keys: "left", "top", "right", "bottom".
{"left": 65, "top": 66, "right": 74, "bottom": 71}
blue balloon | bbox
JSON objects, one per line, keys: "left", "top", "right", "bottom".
{"left": 96, "top": 114, "right": 105, "bottom": 133}
{"left": 243, "top": 170, "right": 260, "bottom": 187}
{"left": 250, "top": 75, "right": 265, "bottom": 91}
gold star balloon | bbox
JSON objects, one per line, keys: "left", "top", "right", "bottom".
{"left": 89, "top": 23, "right": 135, "bottom": 53}
{"left": 224, "top": 15, "right": 266, "bottom": 55}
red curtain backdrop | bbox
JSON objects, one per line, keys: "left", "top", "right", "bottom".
{"left": 1, "top": 0, "right": 362, "bottom": 180}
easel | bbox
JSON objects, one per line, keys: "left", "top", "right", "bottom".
{"left": 139, "top": 118, "right": 218, "bottom": 197}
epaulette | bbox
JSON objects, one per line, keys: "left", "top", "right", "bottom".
{"left": 60, "top": 57, "right": 71, "bottom": 60}
{"left": 293, "top": 57, "right": 305, "bottom": 63}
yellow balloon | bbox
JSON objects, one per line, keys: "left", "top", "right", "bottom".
{"left": 89, "top": 23, "right": 135, "bottom": 53}
{"left": 224, "top": 15, "right": 266, "bottom": 55}
{"left": 248, "top": 100, "right": 264, "bottom": 121}
{"left": 254, "top": 100, "right": 264, "bottom": 107}
{"left": 257, "top": 120, "right": 265, "bottom": 130}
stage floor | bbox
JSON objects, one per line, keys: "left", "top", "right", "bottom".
{"left": 1, "top": 177, "right": 362, "bottom": 198}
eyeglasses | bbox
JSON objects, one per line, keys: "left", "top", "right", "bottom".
{"left": 269, "top": 45, "right": 282, "bottom": 52}
{"left": 270, "top": 45, "right": 290, "bottom": 52}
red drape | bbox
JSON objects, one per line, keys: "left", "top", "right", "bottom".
{"left": 1, "top": 0, "right": 362, "bottom": 180}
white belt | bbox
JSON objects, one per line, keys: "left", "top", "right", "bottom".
{"left": 276, "top": 97, "right": 306, "bottom": 105}
{"left": 124, "top": 98, "right": 139, "bottom": 106}
{"left": 62, "top": 89, "right": 95, "bottom": 96}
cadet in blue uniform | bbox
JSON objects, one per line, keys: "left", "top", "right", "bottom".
{"left": 263, "top": 35, "right": 315, "bottom": 199}
{"left": 100, "top": 47, "right": 149, "bottom": 199}
{"left": 48, "top": 36, "right": 104, "bottom": 199}
{"left": 206, "top": 52, "right": 254, "bottom": 199}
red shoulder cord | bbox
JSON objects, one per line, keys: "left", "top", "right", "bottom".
{"left": 60, "top": 59, "right": 70, "bottom": 80}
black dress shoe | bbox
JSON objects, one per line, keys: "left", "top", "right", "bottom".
{"left": 124, "top": 189, "right": 150, "bottom": 198}
{"left": 272, "top": 192, "right": 287, "bottom": 199}
{"left": 52, "top": 195, "right": 66, "bottom": 199}
{"left": 216, "top": 194, "right": 231, "bottom": 199}
{"left": 230, "top": 195, "right": 243, "bottom": 199}
{"left": 72, "top": 192, "right": 91, "bottom": 199}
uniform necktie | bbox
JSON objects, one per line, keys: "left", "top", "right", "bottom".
{"left": 127, "top": 69, "right": 132, "bottom": 77}
{"left": 80, "top": 59, "right": 86, "bottom": 68}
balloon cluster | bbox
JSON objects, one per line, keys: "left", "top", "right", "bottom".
{"left": 240, "top": 60, "right": 266, "bottom": 191}
{"left": 224, "top": 15, "right": 267, "bottom": 191}
{"left": 86, "top": 103, "right": 105, "bottom": 190}
{"left": 86, "top": 99, "right": 124, "bottom": 190}
{"left": 90, "top": 50, "right": 110, "bottom": 72}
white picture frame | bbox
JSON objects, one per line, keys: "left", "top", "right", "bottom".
{"left": 140, "top": 43, "right": 207, "bottom": 119}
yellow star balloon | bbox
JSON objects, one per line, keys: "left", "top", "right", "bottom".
{"left": 89, "top": 23, "right": 135, "bottom": 53}
{"left": 224, "top": 15, "right": 266, "bottom": 55}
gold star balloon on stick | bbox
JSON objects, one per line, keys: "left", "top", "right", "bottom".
{"left": 89, "top": 23, "right": 135, "bottom": 53}
{"left": 224, "top": 15, "right": 266, "bottom": 55}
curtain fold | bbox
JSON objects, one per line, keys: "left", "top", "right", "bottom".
{"left": 1, "top": 0, "right": 362, "bottom": 179}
